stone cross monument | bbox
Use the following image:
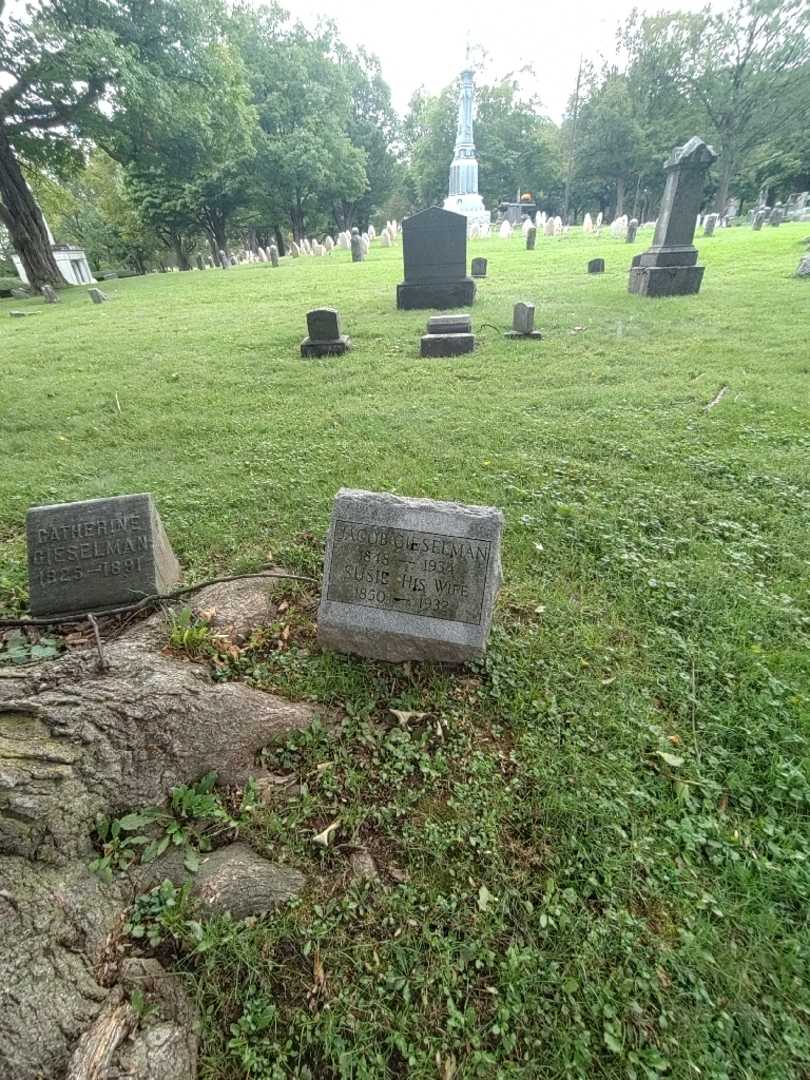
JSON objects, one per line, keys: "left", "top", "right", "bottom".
{"left": 628, "top": 136, "right": 718, "bottom": 297}
{"left": 443, "top": 65, "right": 491, "bottom": 237}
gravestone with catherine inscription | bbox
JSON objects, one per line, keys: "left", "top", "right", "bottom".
{"left": 318, "top": 489, "right": 503, "bottom": 663}
{"left": 396, "top": 207, "right": 476, "bottom": 309}
{"left": 26, "top": 493, "right": 180, "bottom": 616}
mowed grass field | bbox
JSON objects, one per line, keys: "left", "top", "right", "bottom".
{"left": 2, "top": 225, "right": 810, "bottom": 1078}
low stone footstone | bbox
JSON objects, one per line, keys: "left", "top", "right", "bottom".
{"left": 526, "top": 226, "right": 536, "bottom": 250}
{"left": 318, "top": 488, "right": 503, "bottom": 663}
{"left": 505, "top": 301, "right": 542, "bottom": 339}
{"left": 26, "top": 492, "right": 180, "bottom": 616}
{"left": 795, "top": 255, "right": 810, "bottom": 278}
{"left": 89, "top": 288, "right": 109, "bottom": 304}
{"left": 703, "top": 213, "right": 718, "bottom": 236}
{"left": 301, "top": 307, "right": 351, "bottom": 357}
{"left": 269, "top": 244, "right": 280, "bottom": 267}
{"left": 626, "top": 219, "right": 639, "bottom": 243}
{"left": 588, "top": 258, "right": 605, "bottom": 274}
{"left": 471, "top": 257, "right": 487, "bottom": 278}
{"left": 629, "top": 136, "right": 717, "bottom": 297}
{"left": 41, "top": 284, "right": 59, "bottom": 303}
{"left": 397, "top": 207, "right": 476, "bottom": 310}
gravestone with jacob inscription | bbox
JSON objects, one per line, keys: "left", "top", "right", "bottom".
{"left": 396, "top": 207, "right": 476, "bottom": 310}
{"left": 318, "top": 489, "right": 503, "bottom": 663}
{"left": 26, "top": 493, "right": 180, "bottom": 616}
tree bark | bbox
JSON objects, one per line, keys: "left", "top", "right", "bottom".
{"left": 0, "top": 129, "right": 66, "bottom": 290}
{"left": 274, "top": 225, "right": 286, "bottom": 257}
{"left": 0, "top": 578, "right": 323, "bottom": 1080}
{"left": 615, "top": 175, "right": 625, "bottom": 219}
{"left": 715, "top": 152, "right": 733, "bottom": 216}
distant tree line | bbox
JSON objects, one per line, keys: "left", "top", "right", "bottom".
{"left": 1, "top": 0, "right": 807, "bottom": 288}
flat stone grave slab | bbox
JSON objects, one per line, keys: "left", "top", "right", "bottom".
{"left": 421, "top": 333, "right": 475, "bottom": 357}
{"left": 318, "top": 489, "right": 503, "bottom": 663}
{"left": 26, "top": 493, "right": 180, "bottom": 616}
{"left": 427, "top": 314, "right": 472, "bottom": 335}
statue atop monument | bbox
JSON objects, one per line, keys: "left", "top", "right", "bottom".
{"left": 443, "top": 64, "right": 491, "bottom": 235}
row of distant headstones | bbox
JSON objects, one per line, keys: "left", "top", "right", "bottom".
{"left": 25, "top": 489, "right": 504, "bottom": 665}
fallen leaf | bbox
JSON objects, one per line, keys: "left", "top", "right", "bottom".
{"left": 477, "top": 883, "right": 496, "bottom": 911}
{"left": 312, "top": 820, "right": 340, "bottom": 847}
{"left": 656, "top": 751, "right": 684, "bottom": 768}
{"left": 390, "top": 708, "right": 428, "bottom": 727}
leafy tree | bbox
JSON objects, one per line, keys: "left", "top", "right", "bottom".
{"left": 569, "top": 71, "right": 647, "bottom": 219}
{"left": 0, "top": 0, "right": 226, "bottom": 289}
{"left": 620, "top": 0, "right": 810, "bottom": 213}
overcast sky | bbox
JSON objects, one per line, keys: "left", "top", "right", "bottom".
{"left": 275, "top": 0, "right": 720, "bottom": 120}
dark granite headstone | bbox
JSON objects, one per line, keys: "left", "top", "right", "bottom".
{"left": 626, "top": 219, "right": 639, "bottom": 243}
{"left": 301, "top": 307, "right": 351, "bottom": 357}
{"left": 396, "top": 207, "right": 476, "bottom": 310}
{"left": 588, "top": 259, "right": 605, "bottom": 274}
{"left": 769, "top": 205, "right": 784, "bottom": 227}
{"left": 703, "top": 213, "right": 718, "bottom": 237}
{"left": 318, "top": 489, "right": 503, "bottom": 662}
{"left": 629, "top": 136, "right": 717, "bottom": 298}
{"left": 26, "top": 493, "right": 180, "bottom": 616}
{"left": 427, "top": 314, "right": 472, "bottom": 334}
{"left": 471, "top": 257, "right": 487, "bottom": 278}
{"left": 526, "top": 226, "right": 536, "bottom": 250}
{"left": 752, "top": 210, "right": 768, "bottom": 231}
{"left": 41, "top": 285, "right": 59, "bottom": 304}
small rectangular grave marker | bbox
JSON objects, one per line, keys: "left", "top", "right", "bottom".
{"left": 26, "top": 493, "right": 180, "bottom": 616}
{"left": 318, "top": 489, "right": 502, "bottom": 662}
{"left": 301, "top": 307, "right": 351, "bottom": 357}
{"left": 505, "top": 301, "right": 542, "bottom": 339}
{"left": 471, "top": 257, "right": 487, "bottom": 278}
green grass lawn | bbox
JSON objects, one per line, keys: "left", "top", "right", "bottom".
{"left": 2, "top": 225, "right": 810, "bottom": 1078}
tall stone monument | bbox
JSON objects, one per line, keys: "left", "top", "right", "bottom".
{"left": 396, "top": 207, "right": 476, "bottom": 310}
{"left": 442, "top": 67, "right": 491, "bottom": 237}
{"left": 628, "top": 136, "right": 718, "bottom": 298}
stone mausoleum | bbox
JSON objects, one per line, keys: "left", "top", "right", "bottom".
{"left": 443, "top": 67, "right": 491, "bottom": 237}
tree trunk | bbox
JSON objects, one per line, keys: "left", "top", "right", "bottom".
{"left": 615, "top": 175, "right": 625, "bottom": 219}
{"left": 0, "top": 129, "right": 66, "bottom": 290}
{"left": 715, "top": 153, "right": 733, "bottom": 216}
{"left": 274, "top": 226, "right": 286, "bottom": 257}
{"left": 0, "top": 577, "right": 323, "bottom": 1080}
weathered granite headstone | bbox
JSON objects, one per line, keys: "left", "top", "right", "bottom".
{"left": 769, "top": 204, "right": 784, "bottom": 227}
{"left": 795, "top": 255, "right": 810, "bottom": 278}
{"left": 703, "top": 212, "right": 718, "bottom": 237}
{"left": 626, "top": 219, "right": 639, "bottom": 243}
{"left": 471, "top": 257, "right": 487, "bottom": 278}
{"left": 588, "top": 258, "right": 605, "bottom": 274}
{"left": 318, "top": 489, "right": 503, "bottom": 662}
{"left": 526, "top": 226, "right": 537, "bottom": 250}
{"left": 543, "top": 218, "right": 554, "bottom": 237}
{"left": 219, "top": 250, "right": 229, "bottom": 269}
{"left": 195, "top": 254, "right": 205, "bottom": 271}
{"left": 583, "top": 213, "right": 594, "bottom": 234}
{"left": 628, "top": 136, "right": 717, "bottom": 297}
{"left": 324, "top": 236, "right": 334, "bottom": 253}
{"left": 230, "top": 255, "right": 238, "bottom": 266}
{"left": 41, "top": 284, "right": 59, "bottom": 304}
{"left": 26, "top": 493, "right": 180, "bottom": 616}
{"left": 505, "top": 301, "right": 542, "bottom": 339}
{"left": 420, "top": 312, "right": 474, "bottom": 356}
{"left": 301, "top": 308, "right": 351, "bottom": 357}
{"left": 290, "top": 241, "right": 300, "bottom": 258}
{"left": 88, "top": 288, "right": 108, "bottom": 304}
{"left": 397, "top": 207, "right": 475, "bottom": 310}
{"left": 350, "top": 228, "right": 364, "bottom": 263}
{"left": 381, "top": 232, "right": 391, "bottom": 248}
{"left": 269, "top": 244, "right": 280, "bottom": 267}
{"left": 752, "top": 210, "right": 768, "bottom": 231}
